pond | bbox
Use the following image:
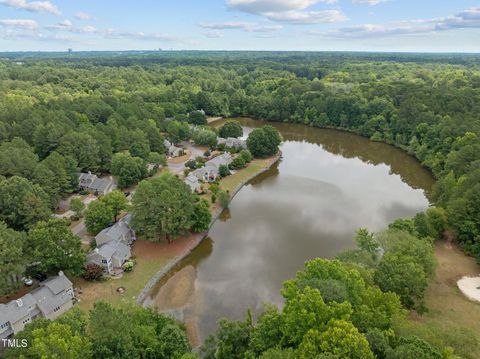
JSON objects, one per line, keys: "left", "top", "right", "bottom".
{"left": 143, "top": 118, "right": 434, "bottom": 342}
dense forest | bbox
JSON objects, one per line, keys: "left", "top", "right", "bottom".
{"left": 1, "top": 52, "right": 480, "bottom": 358}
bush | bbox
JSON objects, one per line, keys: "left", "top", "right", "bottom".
{"left": 219, "top": 164, "right": 230, "bottom": 177}
{"left": 239, "top": 149, "right": 253, "bottom": 163}
{"left": 123, "top": 260, "right": 134, "bottom": 272}
{"left": 83, "top": 263, "right": 104, "bottom": 281}
{"left": 229, "top": 156, "right": 246, "bottom": 170}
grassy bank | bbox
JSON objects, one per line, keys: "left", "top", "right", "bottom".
{"left": 395, "top": 241, "right": 480, "bottom": 359}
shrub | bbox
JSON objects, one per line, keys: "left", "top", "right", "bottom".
{"left": 123, "top": 260, "right": 134, "bottom": 272}
{"left": 83, "top": 263, "right": 104, "bottom": 281}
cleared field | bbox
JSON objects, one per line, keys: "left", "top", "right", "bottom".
{"left": 396, "top": 240, "right": 480, "bottom": 359}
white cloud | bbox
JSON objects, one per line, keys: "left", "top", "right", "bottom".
{"left": 227, "top": 0, "right": 336, "bottom": 13}
{"left": 320, "top": 7, "right": 480, "bottom": 38}
{"left": 199, "top": 21, "right": 283, "bottom": 32}
{"left": 75, "top": 12, "right": 93, "bottom": 21}
{"left": 0, "top": 0, "right": 61, "bottom": 16}
{"left": 0, "top": 18, "right": 38, "bottom": 29}
{"left": 226, "top": 0, "right": 345, "bottom": 24}
{"left": 352, "top": 0, "right": 386, "bottom": 5}
{"left": 203, "top": 31, "right": 225, "bottom": 38}
{"left": 264, "top": 10, "right": 346, "bottom": 24}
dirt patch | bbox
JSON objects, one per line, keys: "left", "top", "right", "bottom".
{"left": 152, "top": 265, "right": 196, "bottom": 310}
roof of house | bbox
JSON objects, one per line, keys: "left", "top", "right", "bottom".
{"left": 111, "top": 242, "right": 131, "bottom": 260}
{"left": 41, "top": 274, "right": 72, "bottom": 295}
{"left": 0, "top": 294, "right": 37, "bottom": 324}
{"left": 31, "top": 286, "right": 70, "bottom": 315}
{"left": 79, "top": 172, "right": 97, "bottom": 184}
{"left": 96, "top": 219, "right": 131, "bottom": 243}
{"left": 90, "top": 177, "right": 113, "bottom": 193}
{"left": 206, "top": 153, "right": 232, "bottom": 169}
{"left": 185, "top": 174, "right": 200, "bottom": 190}
{"left": 0, "top": 273, "right": 72, "bottom": 324}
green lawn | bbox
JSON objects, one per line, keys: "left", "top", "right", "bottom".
{"left": 74, "top": 251, "right": 172, "bottom": 311}
{"left": 220, "top": 158, "right": 272, "bottom": 193}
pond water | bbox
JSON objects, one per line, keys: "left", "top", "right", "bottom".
{"left": 143, "top": 118, "right": 434, "bottom": 342}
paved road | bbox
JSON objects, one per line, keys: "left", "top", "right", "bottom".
{"left": 167, "top": 141, "right": 205, "bottom": 175}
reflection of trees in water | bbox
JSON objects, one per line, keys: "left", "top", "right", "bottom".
{"left": 219, "top": 209, "right": 232, "bottom": 222}
{"left": 248, "top": 161, "right": 280, "bottom": 186}
{"left": 232, "top": 118, "right": 434, "bottom": 198}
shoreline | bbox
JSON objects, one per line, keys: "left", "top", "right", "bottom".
{"left": 135, "top": 151, "right": 282, "bottom": 305}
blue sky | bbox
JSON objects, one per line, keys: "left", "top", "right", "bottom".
{"left": 0, "top": 0, "right": 479, "bottom": 52}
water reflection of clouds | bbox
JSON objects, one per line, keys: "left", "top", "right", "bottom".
{"left": 153, "top": 125, "right": 433, "bottom": 341}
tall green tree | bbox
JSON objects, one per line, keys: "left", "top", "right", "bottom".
{"left": 101, "top": 190, "right": 129, "bottom": 221}
{"left": 247, "top": 125, "right": 282, "bottom": 158}
{"left": 0, "top": 137, "right": 38, "bottom": 179}
{"left": 131, "top": 172, "right": 195, "bottom": 242}
{"left": 0, "top": 222, "right": 26, "bottom": 296}
{"left": 84, "top": 200, "right": 114, "bottom": 234}
{"left": 28, "top": 218, "right": 85, "bottom": 276}
{"left": 0, "top": 176, "right": 51, "bottom": 231}
{"left": 110, "top": 151, "right": 147, "bottom": 189}
{"left": 219, "top": 121, "right": 243, "bottom": 138}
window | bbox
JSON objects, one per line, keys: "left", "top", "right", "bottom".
{"left": 1, "top": 322, "right": 9, "bottom": 329}
{"left": 102, "top": 259, "right": 107, "bottom": 264}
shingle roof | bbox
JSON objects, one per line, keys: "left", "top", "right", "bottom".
{"left": 0, "top": 294, "right": 37, "bottom": 324}
{"left": 96, "top": 220, "right": 130, "bottom": 243}
{"left": 41, "top": 274, "right": 72, "bottom": 295}
{"left": 0, "top": 273, "right": 73, "bottom": 324}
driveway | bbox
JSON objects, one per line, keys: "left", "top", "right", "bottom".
{"left": 167, "top": 142, "right": 206, "bottom": 175}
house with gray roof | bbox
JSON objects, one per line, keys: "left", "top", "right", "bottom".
{"left": 87, "top": 215, "right": 135, "bottom": 274}
{"left": 0, "top": 272, "right": 74, "bottom": 340}
{"left": 184, "top": 174, "right": 201, "bottom": 193}
{"left": 95, "top": 214, "right": 135, "bottom": 247}
{"left": 190, "top": 152, "right": 233, "bottom": 182}
{"left": 218, "top": 137, "right": 247, "bottom": 149}
{"left": 79, "top": 172, "right": 114, "bottom": 196}
{"left": 164, "top": 139, "right": 184, "bottom": 158}
{"left": 86, "top": 242, "right": 131, "bottom": 274}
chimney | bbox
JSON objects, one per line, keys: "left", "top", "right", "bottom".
{"left": 16, "top": 299, "right": 23, "bottom": 307}
{"left": 58, "top": 271, "right": 64, "bottom": 277}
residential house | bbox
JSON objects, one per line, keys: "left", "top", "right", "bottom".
{"left": 86, "top": 215, "right": 135, "bottom": 274}
{"left": 86, "top": 242, "right": 131, "bottom": 274}
{"left": 95, "top": 214, "right": 135, "bottom": 247}
{"left": 0, "top": 272, "right": 74, "bottom": 340}
{"left": 184, "top": 174, "right": 201, "bottom": 193}
{"left": 164, "top": 139, "right": 184, "bottom": 158}
{"left": 79, "top": 172, "right": 114, "bottom": 196}
{"left": 190, "top": 153, "right": 233, "bottom": 182}
{"left": 218, "top": 137, "right": 247, "bottom": 149}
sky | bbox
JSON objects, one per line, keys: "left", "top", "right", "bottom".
{"left": 0, "top": 0, "right": 479, "bottom": 52}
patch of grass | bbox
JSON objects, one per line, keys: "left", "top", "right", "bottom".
{"left": 220, "top": 158, "right": 271, "bottom": 193}
{"left": 74, "top": 254, "right": 172, "bottom": 311}
{"left": 396, "top": 241, "right": 480, "bottom": 359}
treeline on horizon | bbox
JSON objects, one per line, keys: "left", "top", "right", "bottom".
{"left": 1, "top": 52, "right": 479, "bottom": 358}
